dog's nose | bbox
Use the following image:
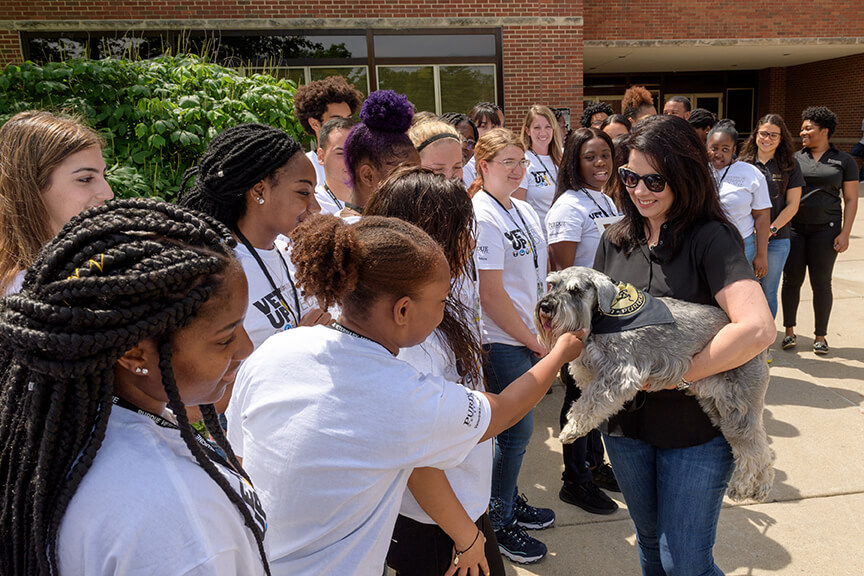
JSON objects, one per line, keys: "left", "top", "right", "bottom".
{"left": 539, "top": 300, "right": 554, "bottom": 314}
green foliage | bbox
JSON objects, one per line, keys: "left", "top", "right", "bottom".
{"left": 0, "top": 55, "right": 305, "bottom": 201}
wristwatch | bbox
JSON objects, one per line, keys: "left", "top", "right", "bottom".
{"left": 769, "top": 225, "right": 778, "bottom": 236}
{"left": 677, "top": 377, "right": 692, "bottom": 391}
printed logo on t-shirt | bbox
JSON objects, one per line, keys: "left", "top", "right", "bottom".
{"left": 251, "top": 288, "right": 295, "bottom": 331}
{"left": 530, "top": 170, "right": 552, "bottom": 187}
{"left": 825, "top": 158, "right": 842, "bottom": 166}
{"left": 217, "top": 463, "right": 267, "bottom": 535}
{"left": 726, "top": 175, "right": 747, "bottom": 187}
{"left": 462, "top": 388, "right": 483, "bottom": 429}
{"left": 504, "top": 229, "right": 533, "bottom": 258}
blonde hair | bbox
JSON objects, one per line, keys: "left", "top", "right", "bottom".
{"left": 408, "top": 120, "right": 462, "bottom": 154}
{"left": 520, "top": 104, "right": 563, "bottom": 167}
{"left": 467, "top": 127, "right": 525, "bottom": 196}
{"left": 0, "top": 111, "right": 103, "bottom": 293}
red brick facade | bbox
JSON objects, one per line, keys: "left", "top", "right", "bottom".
{"left": 1, "top": 1, "right": 863, "bottom": 134}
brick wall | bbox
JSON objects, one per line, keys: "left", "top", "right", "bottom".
{"left": 783, "top": 53, "right": 864, "bottom": 141}
{"left": 0, "top": 0, "right": 586, "bottom": 122}
{"left": 583, "top": 1, "right": 864, "bottom": 40}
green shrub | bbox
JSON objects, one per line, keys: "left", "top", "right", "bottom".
{"left": 0, "top": 55, "right": 305, "bottom": 201}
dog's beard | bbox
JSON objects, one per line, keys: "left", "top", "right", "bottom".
{"left": 535, "top": 298, "right": 587, "bottom": 350}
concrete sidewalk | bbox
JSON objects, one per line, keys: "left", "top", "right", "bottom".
{"left": 508, "top": 184, "right": 864, "bottom": 575}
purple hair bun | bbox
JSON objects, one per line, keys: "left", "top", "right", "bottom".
{"left": 360, "top": 90, "right": 414, "bottom": 133}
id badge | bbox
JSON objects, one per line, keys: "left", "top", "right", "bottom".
{"left": 593, "top": 215, "right": 624, "bottom": 235}
{"left": 537, "top": 280, "right": 545, "bottom": 300}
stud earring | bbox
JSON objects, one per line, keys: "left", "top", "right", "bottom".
{"left": 257, "top": 197, "right": 265, "bottom": 205}
{"left": 135, "top": 367, "right": 150, "bottom": 376}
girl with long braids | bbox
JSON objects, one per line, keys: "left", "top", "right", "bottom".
{"left": 0, "top": 199, "right": 267, "bottom": 575}
{"left": 179, "top": 123, "right": 331, "bottom": 351}
{"left": 364, "top": 167, "right": 505, "bottom": 576}
{"left": 0, "top": 110, "right": 113, "bottom": 296}
{"left": 227, "top": 213, "right": 585, "bottom": 574}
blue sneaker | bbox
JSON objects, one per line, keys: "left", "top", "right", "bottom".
{"left": 514, "top": 493, "right": 555, "bottom": 529}
{"left": 494, "top": 521, "right": 547, "bottom": 564}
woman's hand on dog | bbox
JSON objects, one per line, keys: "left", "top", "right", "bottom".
{"left": 548, "top": 330, "right": 586, "bottom": 364}
{"left": 527, "top": 338, "right": 551, "bottom": 358}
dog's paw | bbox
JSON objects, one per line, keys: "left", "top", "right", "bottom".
{"left": 559, "top": 418, "right": 591, "bottom": 444}
{"left": 727, "top": 465, "right": 775, "bottom": 502}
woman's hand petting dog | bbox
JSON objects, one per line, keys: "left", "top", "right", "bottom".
{"left": 547, "top": 329, "right": 587, "bottom": 365}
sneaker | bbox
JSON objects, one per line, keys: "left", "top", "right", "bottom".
{"left": 781, "top": 334, "right": 797, "bottom": 350}
{"left": 813, "top": 341, "right": 829, "bottom": 355}
{"left": 766, "top": 349, "right": 773, "bottom": 364}
{"left": 514, "top": 493, "right": 555, "bottom": 529}
{"left": 494, "top": 521, "right": 547, "bottom": 564}
{"left": 591, "top": 463, "right": 621, "bottom": 493}
{"left": 559, "top": 480, "right": 618, "bottom": 515}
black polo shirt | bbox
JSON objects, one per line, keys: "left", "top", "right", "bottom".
{"left": 593, "top": 220, "right": 755, "bottom": 449}
{"left": 749, "top": 157, "right": 806, "bottom": 240}
{"left": 793, "top": 145, "right": 858, "bottom": 226}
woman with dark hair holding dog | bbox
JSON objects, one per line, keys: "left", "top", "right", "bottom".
{"left": 596, "top": 114, "right": 774, "bottom": 575}
{"left": 0, "top": 199, "right": 267, "bottom": 575}
{"left": 227, "top": 213, "right": 584, "bottom": 574}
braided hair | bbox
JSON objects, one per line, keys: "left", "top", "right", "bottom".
{"left": 178, "top": 123, "right": 303, "bottom": 230}
{"left": 0, "top": 199, "right": 269, "bottom": 575}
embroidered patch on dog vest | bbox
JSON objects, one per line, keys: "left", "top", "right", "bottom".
{"left": 591, "top": 282, "right": 675, "bottom": 334}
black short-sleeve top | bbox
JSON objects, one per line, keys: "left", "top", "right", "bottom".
{"left": 793, "top": 145, "right": 859, "bottom": 226}
{"left": 593, "top": 219, "right": 755, "bottom": 448}
{"left": 749, "top": 157, "right": 806, "bottom": 240}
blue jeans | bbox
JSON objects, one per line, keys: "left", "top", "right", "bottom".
{"left": 603, "top": 434, "right": 734, "bottom": 576}
{"left": 759, "top": 238, "right": 791, "bottom": 318}
{"left": 483, "top": 343, "right": 539, "bottom": 529}
{"left": 742, "top": 232, "right": 756, "bottom": 264}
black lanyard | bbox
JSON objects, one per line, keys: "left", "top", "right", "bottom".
{"left": 111, "top": 395, "right": 234, "bottom": 472}
{"left": 581, "top": 189, "right": 615, "bottom": 218}
{"left": 234, "top": 229, "right": 301, "bottom": 327}
{"left": 483, "top": 191, "right": 540, "bottom": 276}
{"left": 328, "top": 321, "right": 396, "bottom": 356}
{"left": 529, "top": 151, "right": 557, "bottom": 186}
{"left": 323, "top": 184, "right": 344, "bottom": 210}
{"left": 715, "top": 161, "right": 734, "bottom": 186}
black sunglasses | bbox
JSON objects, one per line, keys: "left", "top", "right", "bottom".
{"left": 618, "top": 166, "right": 667, "bottom": 193}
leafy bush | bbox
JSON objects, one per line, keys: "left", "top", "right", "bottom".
{"left": 0, "top": 55, "right": 305, "bottom": 201}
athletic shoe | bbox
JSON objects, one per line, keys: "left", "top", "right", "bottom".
{"left": 494, "top": 521, "right": 547, "bottom": 564}
{"left": 766, "top": 349, "right": 773, "bottom": 364}
{"left": 559, "top": 480, "right": 618, "bottom": 514}
{"left": 782, "top": 335, "right": 797, "bottom": 349}
{"left": 513, "top": 493, "right": 555, "bottom": 529}
{"left": 591, "top": 462, "right": 621, "bottom": 493}
{"left": 813, "top": 341, "right": 829, "bottom": 355}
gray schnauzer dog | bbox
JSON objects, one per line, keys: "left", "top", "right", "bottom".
{"left": 535, "top": 266, "right": 774, "bottom": 502}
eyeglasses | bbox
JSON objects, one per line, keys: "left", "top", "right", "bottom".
{"left": 757, "top": 130, "right": 781, "bottom": 141}
{"left": 489, "top": 158, "right": 531, "bottom": 170}
{"left": 618, "top": 166, "right": 667, "bottom": 193}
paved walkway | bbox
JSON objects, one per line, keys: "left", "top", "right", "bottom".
{"left": 507, "top": 184, "right": 864, "bottom": 575}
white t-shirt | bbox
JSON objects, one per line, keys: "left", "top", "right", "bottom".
{"left": 235, "top": 239, "right": 315, "bottom": 350}
{"left": 545, "top": 188, "right": 619, "bottom": 268}
{"left": 519, "top": 151, "right": 559, "bottom": 231}
{"left": 228, "top": 325, "right": 492, "bottom": 575}
{"left": 714, "top": 161, "right": 772, "bottom": 239}
{"left": 57, "top": 407, "right": 266, "bottom": 576}
{"left": 473, "top": 191, "right": 548, "bottom": 346}
{"left": 306, "top": 149, "right": 326, "bottom": 189}
{"left": 397, "top": 271, "right": 492, "bottom": 524}
{"left": 314, "top": 184, "right": 345, "bottom": 216}
{"left": 2, "top": 270, "right": 25, "bottom": 297}
{"left": 462, "top": 156, "right": 478, "bottom": 190}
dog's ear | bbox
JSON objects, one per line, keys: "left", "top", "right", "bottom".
{"left": 590, "top": 270, "right": 620, "bottom": 313}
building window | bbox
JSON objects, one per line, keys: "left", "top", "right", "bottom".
{"left": 21, "top": 29, "right": 503, "bottom": 114}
